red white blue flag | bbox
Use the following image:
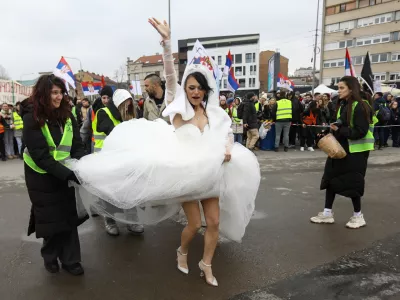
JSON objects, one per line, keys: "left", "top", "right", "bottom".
{"left": 53, "top": 56, "right": 76, "bottom": 89}
{"left": 345, "top": 48, "right": 356, "bottom": 77}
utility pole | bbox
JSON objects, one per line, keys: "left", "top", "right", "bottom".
{"left": 312, "top": 0, "right": 321, "bottom": 97}
{"left": 168, "top": 0, "right": 171, "bottom": 28}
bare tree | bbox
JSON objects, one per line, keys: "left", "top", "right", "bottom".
{"left": 0, "top": 64, "right": 10, "bottom": 80}
{"left": 113, "top": 63, "right": 127, "bottom": 88}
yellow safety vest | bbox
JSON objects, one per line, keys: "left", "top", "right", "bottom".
{"left": 276, "top": 99, "right": 292, "bottom": 120}
{"left": 72, "top": 106, "right": 77, "bottom": 118}
{"left": 225, "top": 108, "right": 230, "bottom": 114}
{"left": 255, "top": 102, "right": 261, "bottom": 112}
{"left": 13, "top": 112, "right": 23, "bottom": 130}
{"left": 232, "top": 107, "right": 241, "bottom": 124}
{"left": 337, "top": 101, "right": 374, "bottom": 153}
{"left": 23, "top": 118, "right": 73, "bottom": 174}
{"left": 92, "top": 107, "right": 121, "bottom": 153}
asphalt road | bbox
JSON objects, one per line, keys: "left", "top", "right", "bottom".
{"left": 1, "top": 148, "right": 399, "bottom": 300}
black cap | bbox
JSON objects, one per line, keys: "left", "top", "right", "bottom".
{"left": 100, "top": 85, "right": 113, "bottom": 98}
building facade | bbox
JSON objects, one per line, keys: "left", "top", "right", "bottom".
{"left": 127, "top": 53, "right": 179, "bottom": 97}
{"left": 178, "top": 34, "right": 260, "bottom": 97}
{"left": 259, "top": 51, "right": 289, "bottom": 92}
{"left": 294, "top": 67, "right": 314, "bottom": 77}
{"left": 321, "top": 0, "right": 400, "bottom": 88}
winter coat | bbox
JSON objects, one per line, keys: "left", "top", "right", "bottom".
{"left": 321, "top": 99, "right": 372, "bottom": 198}
{"left": 22, "top": 102, "right": 87, "bottom": 238}
{"left": 373, "top": 97, "right": 386, "bottom": 112}
{"left": 390, "top": 108, "right": 400, "bottom": 125}
{"left": 291, "top": 98, "right": 303, "bottom": 122}
{"left": 263, "top": 105, "right": 274, "bottom": 120}
{"left": 242, "top": 99, "right": 258, "bottom": 129}
{"left": 96, "top": 101, "right": 123, "bottom": 136}
{"left": 143, "top": 94, "right": 169, "bottom": 123}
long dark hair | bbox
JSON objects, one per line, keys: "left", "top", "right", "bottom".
{"left": 30, "top": 75, "right": 71, "bottom": 127}
{"left": 185, "top": 72, "right": 213, "bottom": 117}
{"left": 336, "top": 76, "right": 371, "bottom": 124}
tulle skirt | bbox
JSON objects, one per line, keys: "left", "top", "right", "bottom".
{"left": 69, "top": 119, "right": 260, "bottom": 242}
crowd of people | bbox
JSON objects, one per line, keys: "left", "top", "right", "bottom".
{"left": 218, "top": 89, "right": 400, "bottom": 153}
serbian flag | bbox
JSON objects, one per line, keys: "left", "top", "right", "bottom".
{"left": 223, "top": 50, "right": 233, "bottom": 76}
{"left": 345, "top": 48, "right": 356, "bottom": 77}
{"left": 53, "top": 56, "right": 76, "bottom": 89}
{"left": 81, "top": 81, "right": 102, "bottom": 96}
{"left": 277, "top": 73, "right": 294, "bottom": 91}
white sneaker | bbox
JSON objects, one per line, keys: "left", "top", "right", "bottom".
{"left": 308, "top": 147, "right": 315, "bottom": 152}
{"left": 310, "top": 212, "right": 335, "bottom": 224}
{"left": 346, "top": 214, "right": 366, "bottom": 229}
{"left": 300, "top": 147, "right": 305, "bottom": 152}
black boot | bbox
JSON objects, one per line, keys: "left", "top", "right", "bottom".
{"left": 62, "top": 263, "right": 84, "bottom": 276}
{"left": 44, "top": 261, "right": 59, "bottom": 273}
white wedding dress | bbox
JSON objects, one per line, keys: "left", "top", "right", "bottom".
{"left": 70, "top": 41, "right": 260, "bottom": 242}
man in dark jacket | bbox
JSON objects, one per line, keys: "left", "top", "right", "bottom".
{"left": 242, "top": 92, "right": 259, "bottom": 150}
{"left": 373, "top": 92, "right": 387, "bottom": 149}
{"left": 289, "top": 91, "right": 304, "bottom": 148}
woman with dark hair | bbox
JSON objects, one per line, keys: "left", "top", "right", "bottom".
{"left": 22, "top": 74, "right": 87, "bottom": 275}
{"left": 71, "top": 18, "right": 260, "bottom": 287}
{"left": 389, "top": 101, "right": 400, "bottom": 147}
{"left": 311, "top": 76, "right": 374, "bottom": 229}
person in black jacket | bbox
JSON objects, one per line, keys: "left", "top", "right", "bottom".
{"left": 288, "top": 91, "right": 303, "bottom": 148}
{"left": 389, "top": 101, "right": 400, "bottom": 147}
{"left": 242, "top": 92, "right": 259, "bottom": 150}
{"left": 311, "top": 76, "right": 373, "bottom": 229}
{"left": 23, "top": 75, "right": 87, "bottom": 275}
{"left": 373, "top": 92, "right": 387, "bottom": 150}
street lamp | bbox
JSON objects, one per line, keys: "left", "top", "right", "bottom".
{"left": 20, "top": 73, "right": 35, "bottom": 81}
{"left": 63, "top": 56, "right": 84, "bottom": 81}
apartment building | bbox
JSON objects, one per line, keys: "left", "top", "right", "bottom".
{"left": 321, "top": 0, "right": 400, "bottom": 88}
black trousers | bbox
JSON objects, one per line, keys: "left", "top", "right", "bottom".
{"left": 289, "top": 122, "right": 301, "bottom": 145}
{"left": 41, "top": 227, "right": 81, "bottom": 265}
{"left": 324, "top": 187, "right": 361, "bottom": 212}
{"left": 0, "top": 133, "right": 5, "bottom": 158}
{"left": 300, "top": 127, "right": 314, "bottom": 147}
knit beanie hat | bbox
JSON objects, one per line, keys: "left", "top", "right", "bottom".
{"left": 100, "top": 85, "right": 113, "bottom": 98}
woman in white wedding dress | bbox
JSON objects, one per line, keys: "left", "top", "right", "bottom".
{"left": 70, "top": 18, "right": 260, "bottom": 287}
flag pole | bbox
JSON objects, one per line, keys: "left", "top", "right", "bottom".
{"left": 358, "top": 76, "right": 374, "bottom": 95}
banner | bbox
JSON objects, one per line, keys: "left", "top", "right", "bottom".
{"left": 0, "top": 80, "right": 33, "bottom": 104}
{"left": 130, "top": 80, "right": 142, "bottom": 95}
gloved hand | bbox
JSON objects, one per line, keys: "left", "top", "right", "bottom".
{"left": 67, "top": 172, "right": 81, "bottom": 185}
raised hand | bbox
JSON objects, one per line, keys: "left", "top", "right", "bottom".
{"left": 148, "top": 17, "right": 170, "bottom": 41}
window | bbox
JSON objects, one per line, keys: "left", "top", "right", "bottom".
{"left": 391, "top": 53, "right": 400, "bottom": 61}
{"left": 248, "top": 78, "right": 256, "bottom": 88}
{"left": 353, "top": 56, "right": 364, "bottom": 65}
{"left": 134, "top": 73, "right": 139, "bottom": 80}
{"left": 239, "top": 79, "right": 246, "bottom": 88}
{"left": 223, "top": 79, "right": 227, "bottom": 89}
{"left": 218, "top": 56, "right": 222, "bottom": 65}
{"left": 323, "top": 59, "right": 345, "bottom": 68}
{"left": 339, "top": 41, "right": 346, "bottom": 48}
{"left": 358, "top": 13, "right": 393, "bottom": 28}
{"left": 356, "top": 34, "right": 390, "bottom": 46}
{"left": 389, "top": 73, "right": 400, "bottom": 81}
{"left": 250, "top": 65, "right": 257, "bottom": 75}
{"left": 326, "top": 23, "right": 339, "bottom": 33}
{"left": 392, "top": 32, "right": 400, "bottom": 41}
{"left": 374, "top": 74, "right": 386, "bottom": 81}
{"left": 370, "top": 0, "right": 375, "bottom": 5}
{"left": 340, "top": 4, "right": 346, "bottom": 12}
{"left": 245, "top": 53, "right": 252, "bottom": 63}
{"left": 248, "top": 78, "right": 252, "bottom": 88}
{"left": 339, "top": 21, "right": 355, "bottom": 31}
{"left": 396, "top": 11, "right": 400, "bottom": 21}
{"left": 252, "top": 53, "right": 256, "bottom": 63}
{"left": 235, "top": 54, "right": 242, "bottom": 64}
{"left": 243, "top": 66, "right": 246, "bottom": 76}
{"left": 347, "top": 40, "right": 354, "bottom": 47}
{"left": 235, "top": 66, "right": 242, "bottom": 76}
{"left": 371, "top": 53, "right": 389, "bottom": 63}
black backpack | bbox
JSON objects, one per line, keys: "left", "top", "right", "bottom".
{"left": 377, "top": 104, "right": 391, "bottom": 122}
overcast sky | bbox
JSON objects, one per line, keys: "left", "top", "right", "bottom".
{"left": 1, "top": 0, "right": 322, "bottom": 81}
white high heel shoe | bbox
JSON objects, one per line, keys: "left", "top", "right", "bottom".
{"left": 199, "top": 260, "right": 218, "bottom": 287}
{"left": 176, "top": 247, "right": 189, "bottom": 275}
